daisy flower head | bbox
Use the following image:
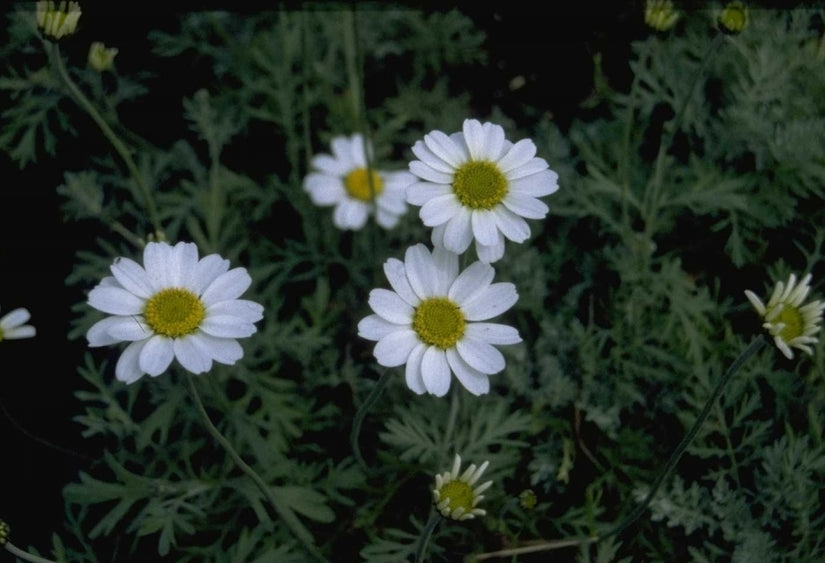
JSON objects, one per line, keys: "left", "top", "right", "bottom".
{"left": 357, "top": 243, "right": 522, "bottom": 397}
{"left": 406, "top": 118, "right": 559, "bottom": 263}
{"left": 303, "top": 133, "right": 414, "bottom": 230}
{"left": 745, "top": 273, "right": 825, "bottom": 360}
{"left": 36, "top": 1, "right": 81, "bottom": 41}
{"left": 86, "top": 241, "right": 264, "bottom": 384}
{"left": 432, "top": 454, "right": 492, "bottom": 521}
{"left": 0, "top": 306, "right": 36, "bottom": 341}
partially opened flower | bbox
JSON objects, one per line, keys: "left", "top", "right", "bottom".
{"left": 36, "top": 1, "right": 81, "bottom": 40}
{"left": 0, "top": 306, "right": 36, "bottom": 341}
{"left": 745, "top": 273, "right": 824, "bottom": 360}
{"left": 304, "top": 133, "right": 414, "bottom": 230}
{"left": 86, "top": 241, "right": 264, "bottom": 383}
{"left": 357, "top": 243, "right": 521, "bottom": 396}
{"left": 406, "top": 118, "right": 559, "bottom": 263}
{"left": 433, "top": 454, "right": 492, "bottom": 521}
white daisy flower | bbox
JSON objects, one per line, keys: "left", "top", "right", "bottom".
{"left": 304, "top": 133, "right": 414, "bottom": 230}
{"left": 0, "top": 306, "right": 36, "bottom": 341}
{"left": 406, "top": 118, "right": 559, "bottom": 263}
{"left": 745, "top": 273, "right": 824, "bottom": 360}
{"left": 432, "top": 454, "right": 492, "bottom": 521}
{"left": 357, "top": 243, "right": 521, "bottom": 396}
{"left": 86, "top": 241, "right": 264, "bottom": 384}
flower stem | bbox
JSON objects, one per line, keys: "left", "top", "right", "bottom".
{"left": 48, "top": 41, "right": 163, "bottom": 238}
{"left": 4, "top": 541, "right": 57, "bottom": 563}
{"left": 351, "top": 368, "right": 392, "bottom": 471}
{"left": 184, "top": 373, "right": 326, "bottom": 562}
{"left": 414, "top": 510, "right": 442, "bottom": 563}
{"left": 600, "top": 333, "right": 767, "bottom": 540}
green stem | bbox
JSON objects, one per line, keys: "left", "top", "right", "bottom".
{"left": 48, "top": 41, "right": 163, "bottom": 237}
{"left": 441, "top": 388, "right": 461, "bottom": 465}
{"left": 351, "top": 368, "right": 392, "bottom": 470}
{"left": 184, "top": 373, "right": 326, "bottom": 562}
{"left": 414, "top": 510, "right": 442, "bottom": 563}
{"left": 4, "top": 542, "right": 57, "bottom": 563}
{"left": 600, "top": 334, "right": 766, "bottom": 540}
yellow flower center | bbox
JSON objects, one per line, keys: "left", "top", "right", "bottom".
{"left": 775, "top": 305, "right": 804, "bottom": 341}
{"left": 452, "top": 161, "right": 508, "bottom": 210}
{"left": 413, "top": 297, "right": 465, "bottom": 349}
{"left": 144, "top": 288, "right": 205, "bottom": 338}
{"left": 344, "top": 167, "right": 384, "bottom": 202}
{"left": 438, "top": 480, "right": 475, "bottom": 515}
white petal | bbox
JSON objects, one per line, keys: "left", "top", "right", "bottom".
{"left": 310, "top": 154, "right": 350, "bottom": 176}
{"left": 106, "top": 316, "right": 153, "bottom": 341}
{"left": 333, "top": 199, "right": 369, "bottom": 230}
{"left": 421, "top": 346, "right": 451, "bottom": 396}
{"left": 410, "top": 140, "right": 456, "bottom": 174}
{"left": 508, "top": 169, "right": 559, "bottom": 197}
{"left": 504, "top": 156, "right": 549, "bottom": 180}
{"left": 201, "top": 268, "right": 252, "bottom": 305}
{"left": 494, "top": 207, "right": 531, "bottom": 243}
{"left": 193, "top": 254, "right": 231, "bottom": 296}
{"left": 383, "top": 258, "right": 419, "bottom": 306}
{"left": 431, "top": 245, "right": 459, "bottom": 295}
{"left": 442, "top": 207, "right": 474, "bottom": 254}
{"left": 462, "top": 282, "right": 518, "bottom": 321}
{"left": 475, "top": 237, "right": 505, "bottom": 264}
{"left": 331, "top": 135, "right": 361, "bottom": 167}
{"left": 405, "top": 342, "right": 427, "bottom": 394}
{"left": 143, "top": 242, "right": 173, "bottom": 289}
{"left": 409, "top": 160, "right": 454, "bottom": 184}
{"left": 373, "top": 329, "right": 419, "bottom": 367}
{"left": 446, "top": 348, "right": 490, "bottom": 395}
{"left": 407, "top": 181, "right": 451, "bottom": 206}
{"left": 174, "top": 335, "right": 215, "bottom": 374}
{"left": 170, "top": 241, "right": 200, "bottom": 288}
{"left": 462, "top": 119, "right": 487, "bottom": 161}
{"left": 449, "top": 261, "right": 494, "bottom": 305}
{"left": 110, "top": 258, "right": 153, "bottom": 299}
{"left": 200, "top": 316, "right": 258, "bottom": 338}
{"left": 88, "top": 286, "right": 144, "bottom": 315}
{"left": 1, "top": 308, "right": 30, "bottom": 328}
{"left": 305, "top": 174, "right": 345, "bottom": 205}
{"left": 139, "top": 335, "right": 175, "bottom": 377}
{"left": 420, "top": 194, "right": 461, "bottom": 227}
{"left": 405, "top": 244, "right": 438, "bottom": 299}
{"left": 116, "top": 341, "right": 147, "bottom": 384}
{"left": 465, "top": 322, "right": 522, "bottom": 345}
{"left": 358, "top": 314, "right": 400, "bottom": 341}
{"left": 481, "top": 122, "right": 506, "bottom": 160}
{"left": 456, "top": 338, "right": 505, "bottom": 374}
{"left": 471, "top": 210, "right": 500, "bottom": 247}
{"left": 503, "top": 192, "right": 549, "bottom": 219}
{"left": 207, "top": 300, "right": 264, "bottom": 323}
{"left": 423, "top": 130, "right": 466, "bottom": 169}
{"left": 203, "top": 336, "right": 244, "bottom": 365}
{"left": 87, "top": 316, "right": 130, "bottom": 346}
{"left": 4, "top": 325, "right": 35, "bottom": 339}
{"left": 496, "top": 138, "right": 537, "bottom": 173}
{"left": 368, "top": 288, "right": 414, "bottom": 324}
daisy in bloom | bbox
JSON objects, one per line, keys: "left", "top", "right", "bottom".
{"left": 0, "top": 306, "right": 36, "bottom": 341}
{"left": 745, "top": 273, "right": 825, "bottom": 360}
{"left": 303, "top": 133, "right": 414, "bottom": 230}
{"left": 433, "top": 454, "right": 492, "bottom": 521}
{"left": 406, "top": 118, "right": 559, "bottom": 263}
{"left": 86, "top": 241, "right": 264, "bottom": 384}
{"left": 357, "top": 243, "right": 521, "bottom": 396}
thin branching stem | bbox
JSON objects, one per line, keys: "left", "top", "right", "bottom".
{"left": 351, "top": 367, "right": 393, "bottom": 471}
{"left": 414, "top": 510, "right": 442, "bottom": 563}
{"left": 48, "top": 41, "right": 163, "bottom": 239}
{"left": 3, "top": 541, "right": 57, "bottom": 563}
{"left": 184, "top": 373, "right": 327, "bottom": 562}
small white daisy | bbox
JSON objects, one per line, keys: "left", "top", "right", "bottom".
{"left": 0, "top": 306, "right": 36, "bottom": 341}
{"left": 357, "top": 243, "right": 521, "bottom": 396}
{"left": 86, "top": 241, "right": 264, "bottom": 384}
{"left": 406, "top": 118, "right": 559, "bottom": 263}
{"left": 432, "top": 454, "right": 492, "bottom": 521}
{"left": 304, "top": 133, "right": 414, "bottom": 230}
{"left": 745, "top": 273, "right": 825, "bottom": 360}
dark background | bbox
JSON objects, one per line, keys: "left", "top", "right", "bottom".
{"left": 0, "top": 4, "right": 647, "bottom": 557}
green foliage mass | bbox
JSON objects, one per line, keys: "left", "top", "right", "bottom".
{"left": 1, "top": 3, "right": 824, "bottom": 563}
